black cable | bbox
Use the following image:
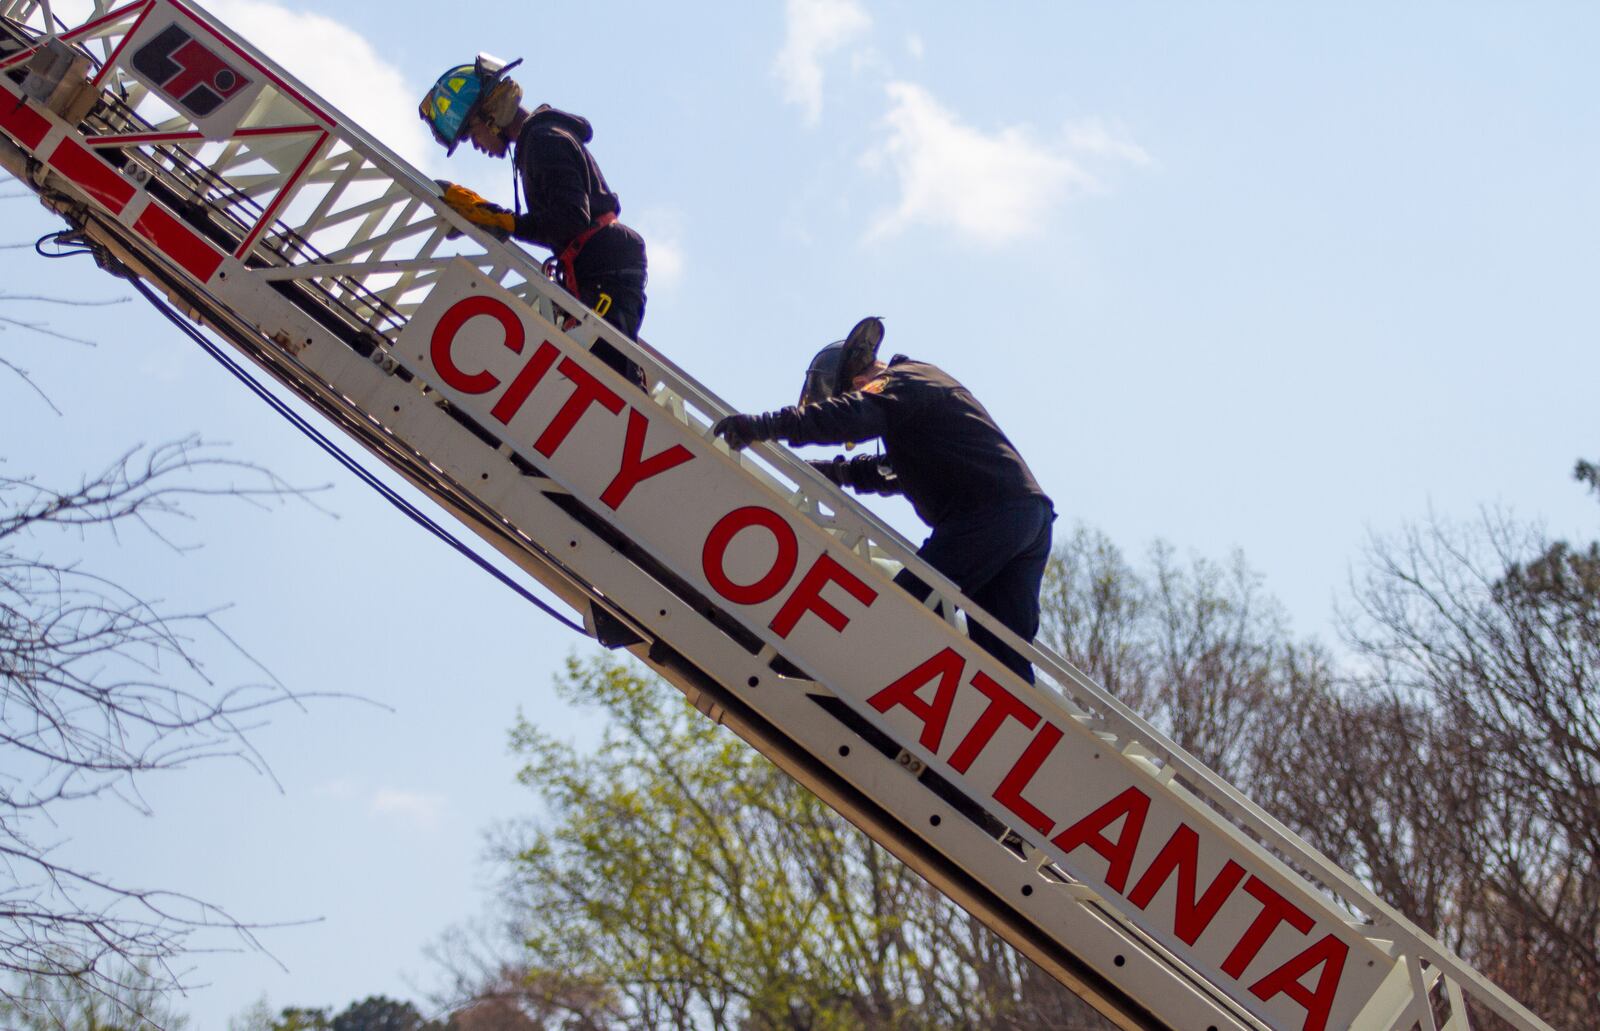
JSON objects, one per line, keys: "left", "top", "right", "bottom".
{"left": 80, "top": 256, "right": 591, "bottom": 637}
{"left": 35, "top": 228, "right": 94, "bottom": 259}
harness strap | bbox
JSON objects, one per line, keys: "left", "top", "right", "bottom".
{"left": 554, "top": 211, "right": 618, "bottom": 298}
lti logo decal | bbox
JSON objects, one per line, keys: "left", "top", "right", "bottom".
{"left": 130, "top": 24, "right": 251, "bottom": 117}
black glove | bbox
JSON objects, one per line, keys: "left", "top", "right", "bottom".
{"left": 811, "top": 453, "right": 900, "bottom": 496}
{"left": 713, "top": 412, "right": 777, "bottom": 451}
{"left": 809, "top": 456, "right": 847, "bottom": 485}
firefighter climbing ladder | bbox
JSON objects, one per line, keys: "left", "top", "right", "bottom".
{"left": 0, "top": 4, "right": 1557, "bottom": 1029}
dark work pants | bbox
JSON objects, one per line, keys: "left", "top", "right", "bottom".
{"left": 574, "top": 223, "right": 647, "bottom": 389}
{"left": 893, "top": 497, "right": 1055, "bottom": 683}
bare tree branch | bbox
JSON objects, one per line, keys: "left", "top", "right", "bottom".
{"left": 0, "top": 294, "right": 126, "bottom": 307}
{"left": 0, "top": 430, "right": 338, "bottom": 1014}
{"left": 0, "top": 353, "right": 60, "bottom": 415}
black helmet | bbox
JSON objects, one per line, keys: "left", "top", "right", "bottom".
{"left": 799, "top": 316, "right": 884, "bottom": 406}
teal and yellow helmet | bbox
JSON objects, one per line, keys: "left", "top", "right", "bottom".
{"left": 419, "top": 54, "right": 522, "bottom": 155}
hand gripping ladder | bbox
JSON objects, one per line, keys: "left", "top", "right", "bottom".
{"left": 0, "top": 4, "right": 1556, "bottom": 1029}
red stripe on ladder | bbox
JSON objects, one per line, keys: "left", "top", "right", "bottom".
{"left": 134, "top": 203, "right": 224, "bottom": 282}
{"left": 0, "top": 91, "right": 51, "bottom": 148}
{"left": 47, "top": 137, "right": 137, "bottom": 213}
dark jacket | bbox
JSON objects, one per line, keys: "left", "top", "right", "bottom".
{"left": 511, "top": 106, "right": 621, "bottom": 254}
{"left": 774, "top": 356, "right": 1051, "bottom": 527}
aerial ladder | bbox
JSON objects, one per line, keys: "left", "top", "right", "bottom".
{"left": 0, "top": 4, "right": 1558, "bottom": 1029}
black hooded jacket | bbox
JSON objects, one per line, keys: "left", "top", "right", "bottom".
{"left": 511, "top": 106, "right": 622, "bottom": 253}
{"left": 772, "top": 356, "right": 1052, "bottom": 527}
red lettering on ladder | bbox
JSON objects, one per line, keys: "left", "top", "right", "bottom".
{"left": 431, "top": 296, "right": 524, "bottom": 395}
{"left": 600, "top": 409, "right": 694, "bottom": 510}
{"left": 992, "top": 722, "right": 1063, "bottom": 834}
{"left": 702, "top": 507, "right": 798, "bottom": 605}
{"left": 1050, "top": 787, "right": 1151, "bottom": 894}
{"left": 1248, "top": 933, "right": 1348, "bottom": 1031}
{"left": 868, "top": 648, "right": 966, "bottom": 753}
{"left": 768, "top": 553, "right": 877, "bottom": 638}
{"left": 491, "top": 340, "right": 559, "bottom": 425}
{"left": 947, "top": 671, "right": 1040, "bottom": 774}
{"left": 1126, "top": 824, "right": 1246, "bottom": 946}
{"left": 419, "top": 283, "right": 1361, "bottom": 1031}
{"left": 533, "top": 358, "right": 624, "bottom": 457}
{"left": 1220, "top": 876, "right": 1314, "bottom": 980}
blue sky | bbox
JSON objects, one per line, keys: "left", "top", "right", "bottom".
{"left": 3, "top": 1, "right": 1597, "bottom": 1026}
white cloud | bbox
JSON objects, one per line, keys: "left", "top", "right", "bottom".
{"left": 370, "top": 788, "right": 446, "bottom": 831}
{"left": 313, "top": 780, "right": 445, "bottom": 831}
{"left": 648, "top": 238, "right": 686, "bottom": 293}
{"left": 773, "top": 0, "right": 872, "bottom": 124}
{"left": 1064, "top": 117, "right": 1152, "bottom": 167}
{"left": 906, "top": 34, "right": 925, "bottom": 60}
{"left": 864, "top": 82, "right": 1146, "bottom": 247}
{"left": 630, "top": 209, "right": 687, "bottom": 294}
{"left": 207, "top": 0, "right": 437, "bottom": 172}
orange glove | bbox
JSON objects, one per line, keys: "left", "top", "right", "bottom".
{"left": 438, "top": 181, "right": 514, "bottom": 238}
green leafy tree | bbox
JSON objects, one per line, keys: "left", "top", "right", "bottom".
{"left": 231, "top": 995, "right": 446, "bottom": 1031}
{"left": 473, "top": 492, "right": 1595, "bottom": 1029}
{"left": 331, "top": 996, "right": 444, "bottom": 1031}
{"left": 468, "top": 534, "right": 1320, "bottom": 1029}
{"left": 272, "top": 1008, "right": 332, "bottom": 1031}
{"left": 1575, "top": 457, "right": 1599, "bottom": 498}
{"left": 485, "top": 656, "right": 1101, "bottom": 1031}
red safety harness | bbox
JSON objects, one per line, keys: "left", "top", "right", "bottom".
{"left": 548, "top": 210, "right": 617, "bottom": 298}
